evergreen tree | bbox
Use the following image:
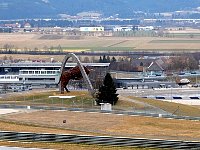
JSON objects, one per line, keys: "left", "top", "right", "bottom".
{"left": 106, "top": 56, "right": 110, "bottom": 62}
{"left": 102, "top": 55, "right": 107, "bottom": 63}
{"left": 99, "top": 56, "right": 103, "bottom": 63}
{"left": 96, "top": 73, "right": 118, "bottom": 105}
{"left": 111, "top": 56, "right": 116, "bottom": 62}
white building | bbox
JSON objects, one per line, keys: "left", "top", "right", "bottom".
{"left": 137, "top": 26, "right": 154, "bottom": 31}
{"left": 113, "top": 26, "right": 133, "bottom": 31}
{"left": 113, "top": 26, "right": 154, "bottom": 32}
{"left": 80, "top": 27, "right": 104, "bottom": 32}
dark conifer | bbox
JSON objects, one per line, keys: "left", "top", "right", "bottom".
{"left": 96, "top": 73, "right": 118, "bottom": 105}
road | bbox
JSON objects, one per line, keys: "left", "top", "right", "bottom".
{"left": 118, "top": 87, "right": 200, "bottom": 97}
{"left": 118, "top": 87, "right": 200, "bottom": 105}
{"left": 0, "top": 146, "right": 52, "bottom": 150}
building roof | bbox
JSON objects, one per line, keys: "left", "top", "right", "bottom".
{"left": 147, "top": 61, "right": 164, "bottom": 71}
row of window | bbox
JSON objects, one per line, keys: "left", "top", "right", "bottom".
{"left": 0, "top": 75, "right": 19, "bottom": 79}
{"left": 19, "top": 70, "right": 60, "bottom": 75}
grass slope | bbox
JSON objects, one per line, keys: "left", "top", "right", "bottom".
{"left": 129, "top": 97, "right": 200, "bottom": 117}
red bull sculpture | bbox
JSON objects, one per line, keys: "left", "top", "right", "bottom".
{"left": 59, "top": 66, "right": 90, "bottom": 94}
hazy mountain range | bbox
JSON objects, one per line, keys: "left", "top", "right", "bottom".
{"left": 0, "top": 0, "right": 200, "bottom": 19}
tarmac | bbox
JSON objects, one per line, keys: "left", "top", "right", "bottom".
{"left": 0, "top": 146, "right": 52, "bottom": 150}
{"left": 0, "top": 109, "right": 20, "bottom": 115}
{"left": 118, "top": 87, "right": 200, "bottom": 106}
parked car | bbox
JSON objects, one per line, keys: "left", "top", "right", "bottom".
{"left": 179, "top": 72, "right": 185, "bottom": 75}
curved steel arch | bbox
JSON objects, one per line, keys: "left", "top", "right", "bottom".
{"left": 59, "top": 53, "right": 95, "bottom": 96}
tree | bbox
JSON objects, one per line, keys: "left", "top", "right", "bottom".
{"left": 58, "top": 45, "right": 63, "bottom": 53}
{"left": 83, "top": 56, "right": 90, "bottom": 63}
{"left": 102, "top": 55, "right": 107, "bottom": 63}
{"left": 9, "top": 56, "right": 13, "bottom": 62}
{"left": 96, "top": 73, "right": 118, "bottom": 105}
{"left": 3, "top": 55, "right": 7, "bottom": 61}
{"left": 167, "top": 55, "right": 199, "bottom": 71}
{"left": 91, "top": 56, "right": 96, "bottom": 63}
{"left": 106, "top": 56, "right": 110, "bottom": 62}
{"left": 111, "top": 56, "right": 116, "bottom": 62}
{"left": 99, "top": 56, "right": 103, "bottom": 63}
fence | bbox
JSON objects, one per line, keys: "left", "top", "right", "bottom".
{"left": 0, "top": 131, "right": 199, "bottom": 149}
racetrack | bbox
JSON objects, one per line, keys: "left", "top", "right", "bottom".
{"left": 118, "top": 87, "right": 200, "bottom": 105}
{"left": 1, "top": 109, "right": 200, "bottom": 141}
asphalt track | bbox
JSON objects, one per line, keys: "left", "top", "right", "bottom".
{"left": 118, "top": 87, "right": 200, "bottom": 105}
{"left": 0, "top": 146, "right": 51, "bottom": 150}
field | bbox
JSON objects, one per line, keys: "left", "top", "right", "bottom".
{"left": 0, "top": 90, "right": 200, "bottom": 149}
{"left": 0, "top": 90, "right": 200, "bottom": 141}
{"left": 0, "top": 30, "right": 200, "bottom": 148}
{"left": 0, "top": 90, "right": 150, "bottom": 111}
{"left": 2, "top": 110, "right": 200, "bottom": 141}
{"left": 0, "top": 33, "right": 200, "bottom": 52}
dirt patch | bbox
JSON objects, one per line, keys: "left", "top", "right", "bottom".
{"left": 3, "top": 110, "right": 200, "bottom": 141}
{"left": 39, "top": 34, "right": 64, "bottom": 40}
{"left": 38, "top": 34, "right": 84, "bottom": 40}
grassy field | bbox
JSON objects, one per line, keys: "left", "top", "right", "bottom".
{"left": 0, "top": 90, "right": 96, "bottom": 108}
{"left": 2, "top": 110, "right": 200, "bottom": 141}
{"left": 0, "top": 33, "right": 200, "bottom": 51}
{"left": 129, "top": 97, "right": 200, "bottom": 117}
{"left": 2, "top": 90, "right": 200, "bottom": 115}
{"left": 0, "top": 90, "right": 143, "bottom": 111}
{"left": 167, "top": 33, "right": 200, "bottom": 38}
{"left": 150, "top": 40, "right": 200, "bottom": 43}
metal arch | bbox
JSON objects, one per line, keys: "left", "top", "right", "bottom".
{"left": 59, "top": 53, "right": 95, "bottom": 97}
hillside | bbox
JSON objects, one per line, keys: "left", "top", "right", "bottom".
{"left": 0, "top": 0, "right": 200, "bottom": 19}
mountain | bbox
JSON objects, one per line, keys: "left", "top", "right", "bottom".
{"left": 0, "top": 0, "right": 200, "bottom": 19}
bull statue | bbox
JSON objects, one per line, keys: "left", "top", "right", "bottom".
{"left": 59, "top": 65, "right": 90, "bottom": 94}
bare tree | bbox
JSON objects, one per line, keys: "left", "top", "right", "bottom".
{"left": 83, "top": 57, "right": 90, "bottom": 63}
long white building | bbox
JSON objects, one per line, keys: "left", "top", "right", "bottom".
{"left": 0, "top": 62, "right": 110, "bottom": 90}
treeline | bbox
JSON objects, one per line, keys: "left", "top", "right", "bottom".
{"left": 0, "top": 19, "right": 140, "bottom": 28}
{"left": 167, "top": 54, "right": 199, "bottom": 71}
{"left": 98, "top": 55, "right": 117, "bottom": 63}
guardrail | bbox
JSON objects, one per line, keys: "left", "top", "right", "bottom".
{"left": 146, "top": 96, "right": 200, "bottom": 100}
{"left": 0, "top": 104, "right": 200, "bottom": 121}
{"left": 0, "top": 131, "right": 199, "bottom": 149}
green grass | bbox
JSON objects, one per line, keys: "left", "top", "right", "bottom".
{"left": 0, "top": 91, "right": 148, "bottom": 110}
{"left": 2, "top": 91, "right": 200, "bottom": 117}
{"left": 169, "top": 33, "right": 200, "bottom": 38}
{"left": 129, "top": 97, "right": 200, "bottom": 117}
{"left": 1, "top": 91, "right": 95, "bottom": 108}
{"left": 150, "top": 40, "right": 200, "bottom": 43}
